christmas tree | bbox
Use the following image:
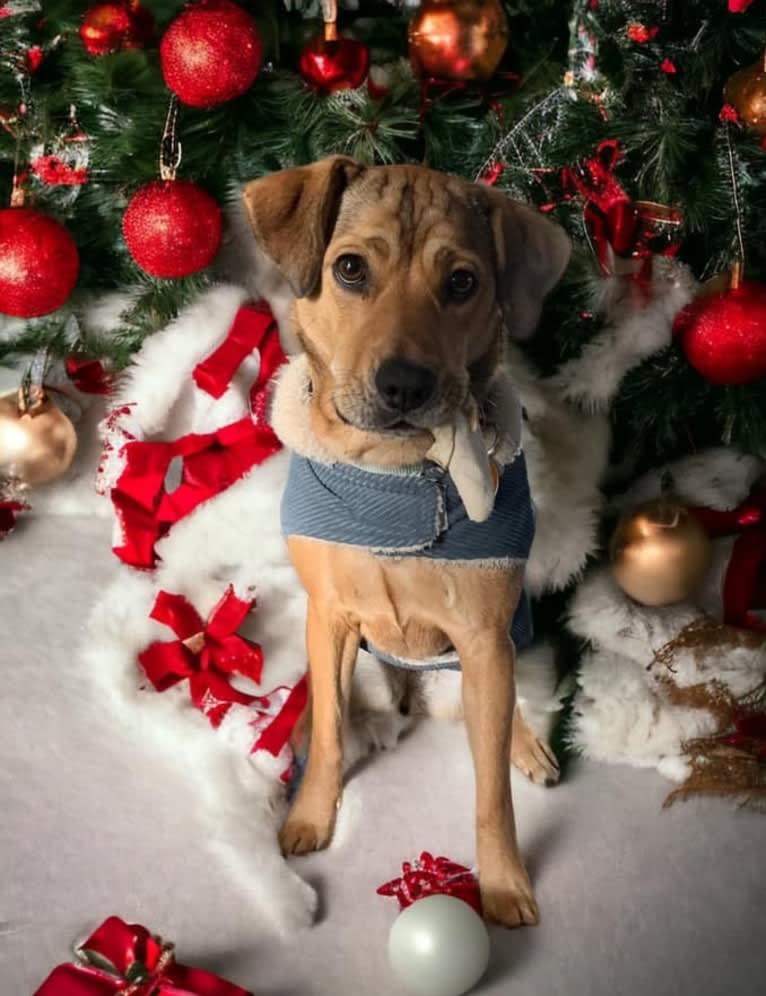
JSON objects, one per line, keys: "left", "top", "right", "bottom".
{"left": 2, "top": 2, "right": 766, "bottom": 792}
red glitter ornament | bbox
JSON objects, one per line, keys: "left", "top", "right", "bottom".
{"left": 299, "top": 32, "right": 369, "bottom": 94}
{"left": 674, "top": 279, "right": 766, "bottom": 385}
{"left": 160, "top": 0, "right": 262, "bottom": 109}
{"left": 79, "top": 1, "right": 154, "bottom": 56}
{"left": 0, "top": 207, "right": 79, "bottom": 318}
{"left": 122, "top": 179, "right": 222, "bottom": 279}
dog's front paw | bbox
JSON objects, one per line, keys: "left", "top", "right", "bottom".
{"left": 279, "top": 803, "right": 336, "bottom": 855}
{"left": 480, "top": 867, "right": 540, "bottom": 928}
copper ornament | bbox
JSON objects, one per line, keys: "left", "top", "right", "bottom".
{"left": 0, "top": 391, "right": 78, "bottom": 485}
{"left": 408, "top": 0, "right": 509, "bottom": 82}
{"left": 724, "top": 52, "right": 766, "bottom": 137}
{"left": 610, "top": 500, "right": 712, "bottom": 607}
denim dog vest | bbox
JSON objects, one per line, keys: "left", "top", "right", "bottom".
{"left": 281, "top": 452, "right": 535, "bottom": 669}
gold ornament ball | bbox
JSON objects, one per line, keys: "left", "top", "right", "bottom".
{"left": 610, "top": 500, "right": 712, "bottom": 607}
{"left": 0, "top": 392, "right": 78, "bottom": 485}
{"left": 724, "top": 55, "right": 766, "bottom": 137}
{"left": 408, "top": 0, "right": 509, "bottom": 83}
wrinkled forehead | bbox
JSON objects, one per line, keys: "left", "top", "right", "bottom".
{"left": 331, "top": 167, "right": 494, "bottom": 267}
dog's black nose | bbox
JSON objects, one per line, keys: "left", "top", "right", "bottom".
{"left": 375, "top": 358, "right": 436, "bottom": 414}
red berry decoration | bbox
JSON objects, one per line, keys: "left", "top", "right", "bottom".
{"left": 80, "top": 1, "right": 154, "bottom": 56}
{"left": 160, "top": 0, "right": 262, "bottom": 108}
{"left": 122, "top": 180, "right": 222, "bottom": 279}
{"left": 674, "top": 279, "right": 766, "bottom": 385}
{"left": 0, "top": 207, "right": 79, "bottom": 318}
{"left": 299, "top": 33, "right": 370, "bottom": 94}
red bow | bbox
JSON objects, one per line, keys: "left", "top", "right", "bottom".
{"left": 561, "top": 140, "right": 681, "bottom": 282}
{"left": 377, "top": 851, "right": 482, "bottom": 916}
{"left": 34, "top": 915, "right": 252, "bottom": 996}
{"left": 111, "top": 417, "right": 281, "bottom": 569}
{"left": 139, "top": 587, "right": 263, "bottom": 728}
{"left": 107, "top": 304, "right": 286, "bottom": 569}
{"left": 689, "top": 483, "right": 766, "bottom": 633}
{"left": 562, "top": 140, "right": 640, "bottom": 269}
{"left": 0, "top": 499, "right": 28, "bottom": 539}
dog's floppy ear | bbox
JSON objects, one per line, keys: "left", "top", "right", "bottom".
{"left": 242, "top": 156, "right": 363, "bottom": 298}
{"left": 477, "top": 186, "right": 571, "bottom": 340}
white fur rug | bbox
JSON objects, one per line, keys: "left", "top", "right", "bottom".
{"left": 2, "top": 513, "right": 764, "bottom": 995}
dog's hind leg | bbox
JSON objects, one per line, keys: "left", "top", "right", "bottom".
{"left": 279, "top": 599, "right": 360, "bottom": 855}
{"left": 511, "top": 705, "right": 560, "bottom": 786}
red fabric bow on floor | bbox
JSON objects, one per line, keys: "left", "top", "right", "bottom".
{"left": 34, "top": 915, "right": 252, "bottom": 995}
{"left": 139, "top": 586, "right": 264, "bottom": 728}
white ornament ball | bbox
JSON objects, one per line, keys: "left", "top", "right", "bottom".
{"left": 388, "top": 894, "right": 491, "bottom": 996}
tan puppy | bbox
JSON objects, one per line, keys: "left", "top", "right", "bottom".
{"left": 243, "top": 158, "right": 570, "bottom": 928}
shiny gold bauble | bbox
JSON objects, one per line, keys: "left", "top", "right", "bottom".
{"left": 408, "top": 0, "right": 509, "bottom": 82}
{"left": 610, "top": 500, "right": 712, "bottom": 607}
{"left": 0, "top": 392, "right": 78, "bottom": 485}
{"left": 724, "top": 54, "right": 766, "bottom": 137}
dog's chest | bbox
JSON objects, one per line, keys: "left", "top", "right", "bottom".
{"left": 288, "top": 536, "right": 521, "bottom": 665}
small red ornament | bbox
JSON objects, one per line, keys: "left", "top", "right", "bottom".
{"left": 26, "top": 45, "right": 43, "bottom": 72}
{"left": 160, "top": 0, "right": 262, "bottom": 108}
{"left": 122, "top": 179, "right": 222, "bottom": 278}
{"left": 80, "top": 1, "right": 153, "bottom": 56}
{"left": 674, "top": 278, "right": 766, "bottom": 385}
{"left": 626, "top": 23, "right": 659, "bottom": 43}
{"left": 299, "top": 32, "right": 369, "bottom": 93}
{"left": 0, "top": 207, "right": 79, "bottom": 317}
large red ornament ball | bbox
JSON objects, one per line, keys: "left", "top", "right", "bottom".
{"left": 674, "top": 280, "right": 766, "bottom": 385}
{"left": 0, "top": 207, "right": 79, "bottom": 318}
{"left": 122, "top": 180, "right": 222, "bottom": 278}
{"left": 80, "top": 1, "right": 154, "bottom": 56}
{"left": 299, "top": 34, "right": 370, "bottom": 94}
{"left": 160, "top": 0, "right": 262, "bottom": 108}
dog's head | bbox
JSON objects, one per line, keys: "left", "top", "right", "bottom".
{"left": 243, "top": 157, "right": 569, "bottom": 465}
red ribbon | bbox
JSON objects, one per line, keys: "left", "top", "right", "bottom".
{"left": 689, "top": 483, "right": 766, "bottom": 632}
{"left": 34, "top": 915, "right": 252, "bottom": 996}
{"left": 0, "top": 499, "right": 28, "bottom": 539}
{"left": 377, "top": 851, "right": 482, "bottom": 916}
{"left": 139, "top": 586, "right": 263, "bottom": 728}
{"left": 251, "top": 675, "right": 308, "bottom": 759}
{"left": 192, "top": 302, "right": 281, "bottom": 403}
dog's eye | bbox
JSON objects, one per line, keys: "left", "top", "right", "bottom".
{"left": 333, "top": 254, "right": 367, "bottom": 287}
{"left": 447, "top": 269, "right": 477, "bottom": 300}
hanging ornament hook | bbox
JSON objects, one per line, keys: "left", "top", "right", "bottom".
{"left": 159, "top": 96, "right": 182, "bottom": 182}
{"left": 321, "top": 0, "right": 338, "bottom": 42}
